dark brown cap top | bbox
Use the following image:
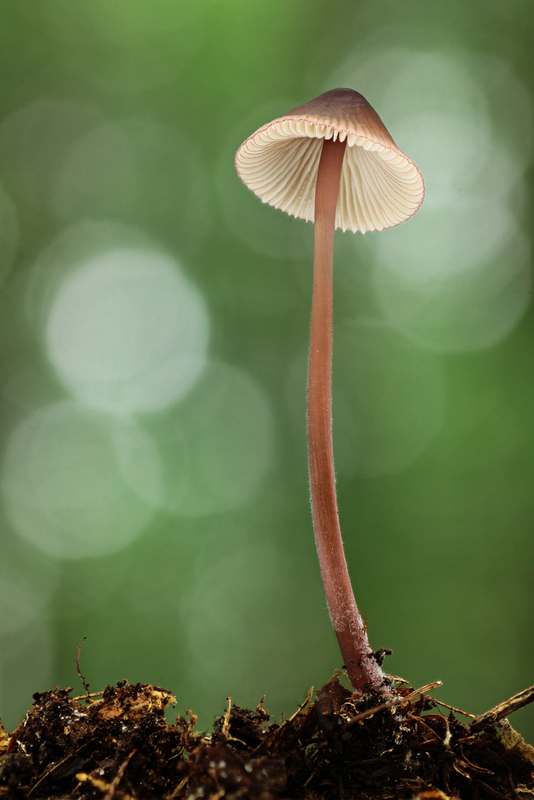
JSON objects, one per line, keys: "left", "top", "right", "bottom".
{"left": 235, "top": 88, "right": 424, "bottom": 233}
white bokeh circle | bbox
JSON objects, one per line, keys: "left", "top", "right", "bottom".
{"left": 1, "top": 401, "right": 162, "bottom": 559}
{"left": 45, "top": 248, "right": 209, "bottom": 414}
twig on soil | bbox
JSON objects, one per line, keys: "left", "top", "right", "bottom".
{"left": 470, "top": 684, "right": 534, "bottom": 733}
{"left": 289, "top": 685, "right": 314, "bottom": 722}
{"left": 76, "top": 637, "right": 92, "bottom": 701}
{"left": 219, "top": 698, "right": 248, "bottom": 748}
{"left": 168, "top": 776, "right": 189, "bottom": 799}
{"left": 76, "top": 750, "right": 136, "bottom": 800}
{"left": 432, "top": 698, "right": 476, "bottom": 719}
{"left": 344, "top": 681, "right": 443, "bottom": 727}
{"left": 6, "top": 719, "right": 26, "bottom": 754}
{"left": 221, "top": 697, "right": 232, "bottom": 739}
{"left": 29, "top": 753, "right": 78, "bottom": 797}
{"left": 72, "top": 691, "right": 103, "bottom": 701}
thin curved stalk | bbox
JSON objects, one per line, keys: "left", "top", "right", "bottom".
{"left": 307, "top": 137, "right": 387, "bottom": 693}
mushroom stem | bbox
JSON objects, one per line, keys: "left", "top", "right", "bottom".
{"left": 308, "top": 137, "right": 386, "bottom": 694}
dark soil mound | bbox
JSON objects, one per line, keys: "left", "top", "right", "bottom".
{"left": 0, "top": 673, "right": 533, "bottom": 799}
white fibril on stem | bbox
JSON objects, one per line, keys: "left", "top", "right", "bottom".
{"left": 235, "top": 88, "right": 424, "bottom": 693}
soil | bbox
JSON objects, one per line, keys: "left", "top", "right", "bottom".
{"left": 0, "top": 671, "right": 533, "bottom": 800}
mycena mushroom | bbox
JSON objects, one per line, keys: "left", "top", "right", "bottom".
{"left": 235, "top": 88, "right": 424, "bottom": 694}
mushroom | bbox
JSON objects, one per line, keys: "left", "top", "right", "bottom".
{"left": 235, "top": 88, "right": 424, "bottom": 694}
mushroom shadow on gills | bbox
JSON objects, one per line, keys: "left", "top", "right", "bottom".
{"left": 235, "top": 88, "right": 424, "bottom": 694}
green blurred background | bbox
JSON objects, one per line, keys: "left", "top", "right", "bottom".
{"left": 0, "top": 0, "right": 533, "bottom": 740}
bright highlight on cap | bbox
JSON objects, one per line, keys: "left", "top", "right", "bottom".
{"left": 235, "top": 88, "right": 424, "bottom": 233}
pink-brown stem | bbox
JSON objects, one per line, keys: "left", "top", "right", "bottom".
{"left": 308, "top": 137, "right": 387, "bottom": 694}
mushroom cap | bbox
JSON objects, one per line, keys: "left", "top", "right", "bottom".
{"left": 235, "top": 88, "right": 424, "bottom": 234}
